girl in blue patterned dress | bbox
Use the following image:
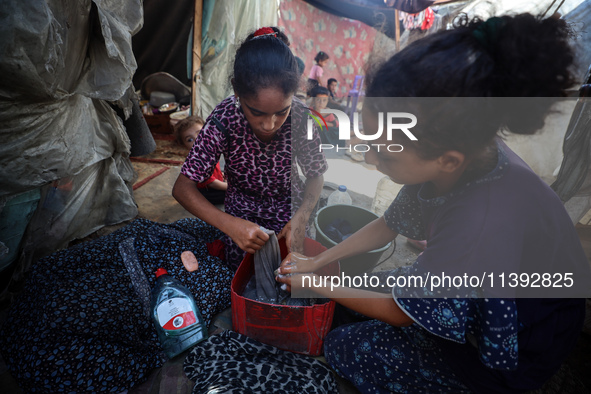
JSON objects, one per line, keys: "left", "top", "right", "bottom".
{"left": 173, "top": 27, "right": 327, "bottom": 271}
{"left": 277, "top": 14, "right": 589, "bottom": 393}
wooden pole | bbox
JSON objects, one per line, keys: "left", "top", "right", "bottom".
{"left": 394, "top": 9, "right": 400, "bottom": 52}
{"left": 191, "top": 0, "right": 203, "bottom": 117}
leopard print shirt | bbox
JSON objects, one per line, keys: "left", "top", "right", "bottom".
{"left": 181, "top": 95, "right": 327, "bottom": 230}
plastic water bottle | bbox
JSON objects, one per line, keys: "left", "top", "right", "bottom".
{"left": 327, "top": 185, "right": 353, "bottom": 206}
{"left": 151, "top": 268, "right": 207, "bottom": 359}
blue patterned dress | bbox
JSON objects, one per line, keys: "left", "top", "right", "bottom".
{"left": 324, "top": 142, "right": 586, "bottom": 393}
{"left": 0, "top": 219, "right": 234, "bottom": 393}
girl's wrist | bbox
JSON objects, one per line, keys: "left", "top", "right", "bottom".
{"left": 219, "top": 213, "right": 242, "bottom": 238}
{"left": 311, "top": 252, "right": 330, "bottom": 270}
{"left": 292, "top": 209, "right": 309, "bottom": 225}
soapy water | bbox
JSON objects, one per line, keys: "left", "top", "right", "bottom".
{"left": 242, "top": 228, "right": 324, "bottom": 306}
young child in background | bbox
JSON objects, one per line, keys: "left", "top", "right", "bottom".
{"left": 309, "top": 86, "right": 340, "bottom": 147}
{"left": 278, "top": 14, "right": 589, "bottom": 393}
{"left": 175, "top": 115, "right": 204, "bottom": 150}
{"left": 307, "top": 51, "right": 329, "bottom": 95}
{"left": 327, "top": 78, "right": 339, "bottom": 101}
{"left": 326, "top": 77, "right": 347, "bottom": 111}
{"left": 326, "top": 77, "right": 364, "bottom": 161}
{"left": 310, "top": 86, "right": 337, "bottom": 127}
{"left": 174, "top": 116, "right": 227, "bottom": 205}
{"left": 310, "top": 84, "right": 363, "bottom": 159}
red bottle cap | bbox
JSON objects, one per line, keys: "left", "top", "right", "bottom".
{"left": 155, "top": 268, "right": 168, "bottom": 278}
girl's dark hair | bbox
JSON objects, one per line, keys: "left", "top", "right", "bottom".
{"left": 174, "top": 115, "right": 204, "bottom": 146}
{"left": 366, "top": 13, "right": 575, "bottom": 159}
{"left": 314, "top": 51, "right": 329, "bottom": 63}
{"left": 232, "top": 27, "right": 299, "bottom": 99}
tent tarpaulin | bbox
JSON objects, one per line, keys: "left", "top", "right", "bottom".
{"left": 302, "top": 0, "right": 437, "bottom": 37}
{"left": 132, "top": 0, "right": 277, "bottom": 117}
{"left": 278, "top": 0, "right": 378, "bottom": 97}
{"left": 0, "top": 0, "right": 143, "bottom": 290}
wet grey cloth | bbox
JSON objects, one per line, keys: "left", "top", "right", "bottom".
{"left": 183, "top": 330, "right": 338, "bottom": 394}
{"left": 254, "top": 228, "right": 282, "bottom": 303}
{"left": 243, "top": 228, "right": 315, "bottom": 306}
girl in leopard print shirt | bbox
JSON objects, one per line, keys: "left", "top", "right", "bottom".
{"left": 173, "top": 27, "right": 327, "bottom": 271}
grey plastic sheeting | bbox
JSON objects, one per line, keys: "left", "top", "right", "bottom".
{"left": 565, "top": 0, "right": 591, "bottom": 84}
{"left": 550, "top": 2, "right": 591, "bottom": 205}
{"left": 0, "top": 0, "right": 143, "bottom": 279}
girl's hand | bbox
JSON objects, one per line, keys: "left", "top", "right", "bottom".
{"left": 227, "top": 218, "right": 270, "bottom": 254}
{"left": 277, "top": 220, "right": 291, "bottom": 248}
{"left": 277, "top": 217, "right": 306, "bottom": 254}
{"left": 276, "top": 252, "right": 318, "bottom": 276}
{"left": 275, "top": 271, "right": 313, "bottom": 293}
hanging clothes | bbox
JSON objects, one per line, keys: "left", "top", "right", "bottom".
{"left": 400, "top": 7, "right": 435, "bottom": 31}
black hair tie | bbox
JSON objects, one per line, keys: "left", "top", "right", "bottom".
{"left": 472, "top": 17, "right": 506, "bottom": 54}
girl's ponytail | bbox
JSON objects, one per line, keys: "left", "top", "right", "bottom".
{"left": 232, "top": 27, "right": 299, "bottom": 98}
{"left": 365, "top": 13, "right": 575, "bottom": 157}
{"left": 469, "top": 14, "right": 574, "bottom": 135}
{"left": 472, "top": 14, "right": 574, "bottom": 99}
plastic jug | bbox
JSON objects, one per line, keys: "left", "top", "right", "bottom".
{"left": 327, "top": 185, "right": 353, "bottom": 206}
{"left": 151, "top": 268, "right": 207, "bottom": 359}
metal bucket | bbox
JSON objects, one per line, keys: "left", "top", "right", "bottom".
{"left": 314, "top": 204, "right": 391, "bottom": 276}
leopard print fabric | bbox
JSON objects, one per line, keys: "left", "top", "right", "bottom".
{"left": 183, "top": 330, "right": 338, "bottom": 394}
{"left": 181, "top": 96, "right": 327, "bottom": 270}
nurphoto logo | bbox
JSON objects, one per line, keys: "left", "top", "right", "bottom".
{"left": 306, "top": 108, "right": 418, "bottom": 153}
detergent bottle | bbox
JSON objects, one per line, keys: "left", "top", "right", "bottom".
{"left": 151, "top": 268, "right": 207, "bottom": 358}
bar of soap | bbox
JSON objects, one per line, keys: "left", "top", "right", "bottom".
{"left": 181, "top": 251, "right": 199, "bottom": 272}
